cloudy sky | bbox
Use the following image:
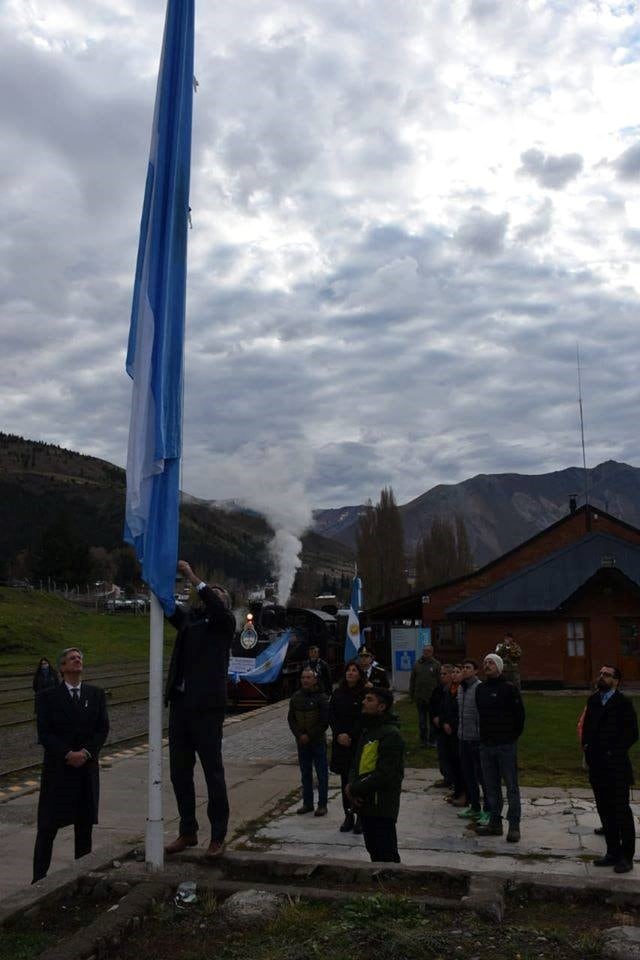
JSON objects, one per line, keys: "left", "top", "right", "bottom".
{"left": 2, "top": 0, "right": 640, "bottom": 520}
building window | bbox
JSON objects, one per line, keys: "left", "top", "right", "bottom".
{"left": 620, "top": 621, "right": 640, "bottom": 657}
{"left": 434, "top": 621, "right": 465, "bottom": 648}
{"left": 566, "top": 620, "right": 585, "bottom": 658}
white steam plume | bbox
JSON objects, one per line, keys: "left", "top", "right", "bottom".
{"left": 201, "top": 443, "right": 312, "bottom": 603}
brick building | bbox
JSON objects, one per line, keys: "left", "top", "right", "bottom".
{"left": 364, "top": 504, "right": 640, "bottom": 687}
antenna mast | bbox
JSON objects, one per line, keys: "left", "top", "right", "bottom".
{"left": 576, "top": 343, "right": 589, "bottom": 507}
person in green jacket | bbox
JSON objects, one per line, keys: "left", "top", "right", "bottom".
{"left": 288, "top": 667, "right": 331, "bottom": 816}
{"left": 409, "top": 645, "right": 441, "bottom": 746}
{"left": 346, "top": 687, "right": 405, "bottom": 862}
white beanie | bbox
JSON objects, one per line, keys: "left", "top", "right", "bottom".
{"left": 484, "top": 653, "right": 504, "bottom": 673}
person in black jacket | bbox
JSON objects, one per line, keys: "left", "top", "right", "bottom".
{"left": 329, "top": 660, "right": 366, "bottom": 831}
{"left": 429, "top": 663, "right": 453, "bottom": 787}
{"left": 475, "top": 653, "right": 525, "bottom": 842}
{"left": 288, "top": 667, "right": 331, "bottom": 815}
{"left": 32, "top": 656, "right": 60, "bottom": 712}
{"left": 304, "top": 644, "right": 333, "bottom": 694}
{"left": 358, "top": 647, "right": 390, "bottom": 688}
{"left": 164, "top": 560, "right": 236, "bottom": 860}
{"left": 32, "top": 647, "right": 109, "bottom": 883}
{"left": 582, "top": 664, "right": 639, "bottom": 873}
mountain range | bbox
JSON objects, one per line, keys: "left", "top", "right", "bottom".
{"left": 312, "top": 460, "right": 640, "bottom": 566}
{"left": 3, "top": 431, "right": 640, "bottom": 581}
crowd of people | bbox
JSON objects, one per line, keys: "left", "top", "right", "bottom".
{"left": 30, "top": 565, "right": 638, "bottom": 879}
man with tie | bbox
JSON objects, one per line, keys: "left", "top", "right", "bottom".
{"left": 582, "top": 664, "right": 638, "bottom": 874}
{"left": 32, "top": 647, "right": 109, "bottom": 883}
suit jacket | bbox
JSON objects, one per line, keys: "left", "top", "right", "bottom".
{"left": 582, "top": 689, "right": 638, "bottom": 785}
{"left": 165, "top": 585, "right": 236, "bottom": 710}
{"left": 37, "top": 682, "right": 109, "bottom": 829}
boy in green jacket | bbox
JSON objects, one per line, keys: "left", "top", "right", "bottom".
{"left": 346, "top": 687, "right": 405, "bottom": 862}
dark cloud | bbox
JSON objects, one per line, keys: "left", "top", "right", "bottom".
{"left": 454, "top": 208, "right": 509, "bottom": 256}
{"left": 613, "top": 141, "right": 640, "bottom": 181}
{"left": 519, "top": 148, "right": 584, "bottom": 189}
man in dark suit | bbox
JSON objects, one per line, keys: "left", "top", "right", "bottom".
{"left": 582, "top": 664, "right": 638, "bottom": 874}
{"left": 32, "top": 647, "right": 109, "bottom": 883}
{"left": 164, "top": 560, "right": 236, "bottom": 860}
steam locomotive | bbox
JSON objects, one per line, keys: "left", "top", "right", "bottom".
{"left": 226, "top": 600, "right": 341, "bottom": 707}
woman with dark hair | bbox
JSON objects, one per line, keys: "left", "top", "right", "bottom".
{"left": 32, "top": 657, "right": 59, "bottom": 711}
{"left": 330, "top": 659, "right": 366, "bottom": 833}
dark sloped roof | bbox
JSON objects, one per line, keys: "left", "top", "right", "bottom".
{"left": 446, "top": 533, "right": 640, "bottom": 615}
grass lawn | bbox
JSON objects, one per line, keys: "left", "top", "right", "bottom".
{"left": 396, "top": 692, "right": 640, "bottom": 788}
{"left": 0, "top": 587, "right": 174, "bottom": 672}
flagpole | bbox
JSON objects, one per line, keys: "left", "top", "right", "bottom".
{"left": 145, "top": 592, "right": 165, "bottom": 870}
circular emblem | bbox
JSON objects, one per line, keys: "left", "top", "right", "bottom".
{"left": 349, "top": 623, "right": 360, "bottom": 636}
{"left": 240, "top": 626, "right": 258, "bottom": 650}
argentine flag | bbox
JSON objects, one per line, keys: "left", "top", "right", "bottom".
{"left": 344, "top": 574, "right": 363, "bottom": 661}
{"left": 232, "top": 629, "right": 291, "bottom": 685}
{"left": 124, "top": 0, "right": 194, "bottom": 616}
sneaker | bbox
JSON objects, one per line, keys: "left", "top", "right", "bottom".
{"left": 475, "top": 812, "right": 491, "bottom": 828}
{"left": 457, "top": 806, "right": 479, "bottom": 819}
{"left": 506, "top": 825, "right": 521, "bottom": 843}
{"left": 314, "top": 806, "right": 328, "bottom": 817}
{"left": 296, "top": 804, "right": 314, "bottom": 815}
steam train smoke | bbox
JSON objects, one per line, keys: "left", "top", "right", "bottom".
{"left": 208, "top": 443, "right": 312, "bottom": 603}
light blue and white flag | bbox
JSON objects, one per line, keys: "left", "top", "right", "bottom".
{"left": 124, "top": 0, "right": 194, "bottom": 616}
{"left": 344, "top": 574, "right": 363, "bottom": 661}
{"left": 231, "top": 629, "right": 291, "bottom": 685}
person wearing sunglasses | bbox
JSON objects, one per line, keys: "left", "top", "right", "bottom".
{"left": 581, "top": 665, "right": 638, "bottom": 874}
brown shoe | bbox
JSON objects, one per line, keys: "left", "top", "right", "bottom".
{"left": 165, "top": 834, "right": 198, "bottom": 855}
{"left": 204, "top": 839, "right": 226, "bottom": 861}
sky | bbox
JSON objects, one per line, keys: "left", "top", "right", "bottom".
{"left": 2, "top": 0, "right": 640, "bottom": 522}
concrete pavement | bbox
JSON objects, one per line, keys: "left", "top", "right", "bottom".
{"left": 1, "top": 698, "right": 639, "bottom": 903}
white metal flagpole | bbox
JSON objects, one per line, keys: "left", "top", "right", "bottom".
{"left": 146, "top": 592, "right": 165, "bottom": 870}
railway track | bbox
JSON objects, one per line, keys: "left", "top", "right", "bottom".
{"left": 0, "top": 673, "right": 153, "bottom": 708}
{"left": 0, "top": 695, "right": 156, "bottom": 731}
{"left": 0, "top": 729, "right": 167, "bottom": 785}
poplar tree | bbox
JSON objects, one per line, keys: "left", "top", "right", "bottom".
{"left": 356, "top": 487, "right": 407, "bottom": 607}
{"left": 414, "top": 513, "right": 474, "bottom": 587}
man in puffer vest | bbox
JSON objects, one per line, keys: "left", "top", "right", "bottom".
{"left": 346, "top": 687, "right": 405, "bottom": 862}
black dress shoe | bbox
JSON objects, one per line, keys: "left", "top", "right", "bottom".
{"left": 594, "top": 826, "right": 605, "bottom": 836}
{"left": 593, "top": 854, "right": 617, "bottom": 867}
{"left": 339, "top": 813, "right": 355, "bottom": 832}
{"left": 614, "top": 859, "right": 634, "bottom": 874}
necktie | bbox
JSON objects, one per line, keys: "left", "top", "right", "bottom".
{"left": 71, "top": 688, "right": 80, "bottom": 707}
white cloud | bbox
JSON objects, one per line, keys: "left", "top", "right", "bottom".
{"left": 1, "top": 0, "right": 640, "bottom": 519}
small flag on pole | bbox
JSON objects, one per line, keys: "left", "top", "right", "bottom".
{"left": 124, "top": 0, "right": 195, "bottom": 616}
{"left": 344, "top": 574, "right": 363, "bottom": 661}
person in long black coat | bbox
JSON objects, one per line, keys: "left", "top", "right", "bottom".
{"left": 329, "top": 660, "right": 366, "bottom": 832}
{"left": 32, "top": 657, "right": 59, "bottom": 712}
{"left": 582, "top": 665, "right": 639, "bottom": 873}
{"left": 33, "top": 647, "right": 109, "bottom": 883}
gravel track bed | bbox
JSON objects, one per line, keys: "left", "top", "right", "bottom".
{"left": 0, "top": 700, "right": 169, "bottom": 779}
